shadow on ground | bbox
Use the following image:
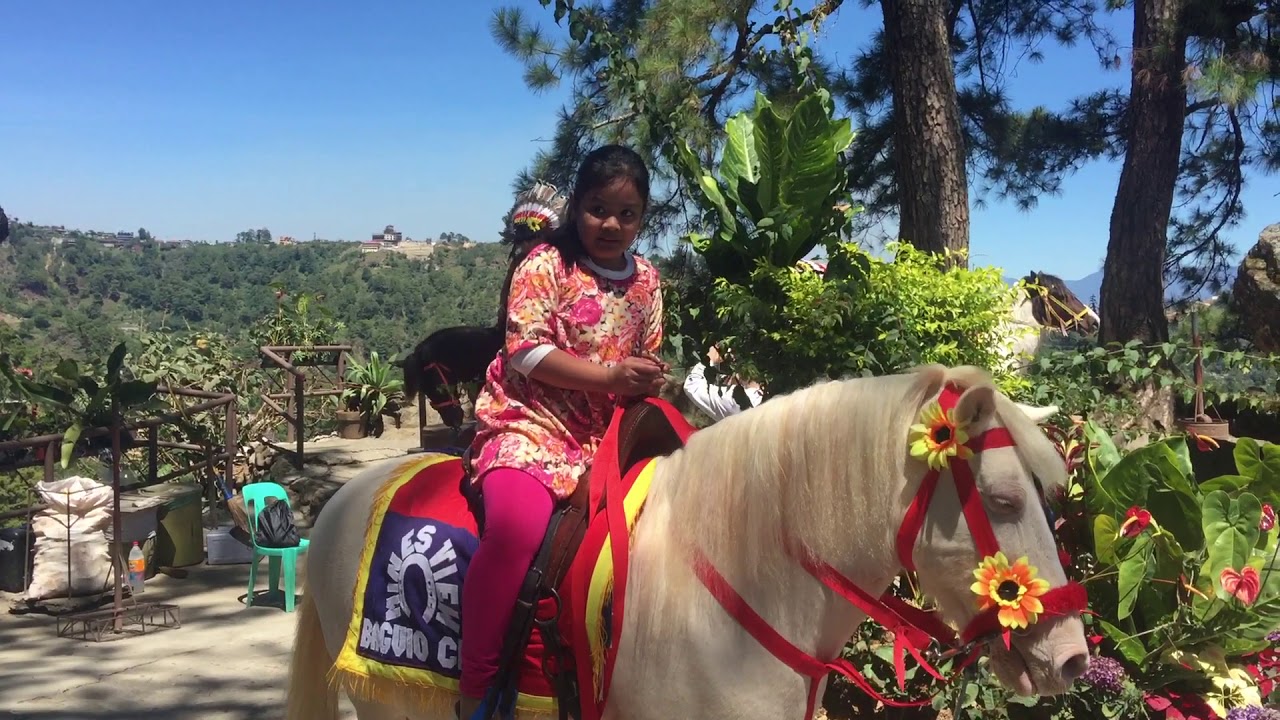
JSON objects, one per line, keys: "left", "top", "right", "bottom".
{"left": 0, "top": 561, "right": 357, "bottom": 719}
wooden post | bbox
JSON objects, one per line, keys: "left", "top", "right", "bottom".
{"left": 418, "top": 391, "right": 428, "bottom": 451}
{"left": 224, "top": 396, "right": 238, "bottom": 489}
{"left": 293, "top": 372, "right": 305, "bottom": 468}
{"left": 147, "top": 428, "right": 159, "bottom": 486}
{"left": 110, "top": 408, "right": 124, "bottom": 633}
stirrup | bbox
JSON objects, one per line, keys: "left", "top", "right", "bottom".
{"left": 459, "top": 686, "right": 515, "bottom": 720}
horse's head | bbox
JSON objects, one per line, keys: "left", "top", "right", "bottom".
{"left": 422, "top": 368, "right": 466, "bottom": 431}
{"left": 903, "top": 366, "right": 1088, "bottom": 697}
{"left": 1021, "top": 271, "right": 1099, "bottom": 335}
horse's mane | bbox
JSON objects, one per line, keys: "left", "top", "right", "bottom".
{"left": 649, "top": 365, "right": 1068, "bottom": 608}
{"left": 1021, "top": 271, "right": 1098, "bottom": 334}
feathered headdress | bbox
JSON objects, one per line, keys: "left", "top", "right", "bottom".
{"left": 506, "top": 181, "right": 568, "bottom": 237}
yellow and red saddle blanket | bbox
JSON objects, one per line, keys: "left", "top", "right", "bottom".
{"left": 331, "top": 403, "right": 687, "bottom": 719}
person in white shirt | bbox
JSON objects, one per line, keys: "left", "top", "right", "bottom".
{"left": 682, "top": 345, "right": 764, "bottom": 423}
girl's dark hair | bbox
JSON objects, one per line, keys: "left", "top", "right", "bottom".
{"left": 494, "top": 144, "right": 651, "bottom": 332}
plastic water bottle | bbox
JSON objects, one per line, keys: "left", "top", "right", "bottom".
{"left": 127, "top": 542, "right": 146, "bottom": 594}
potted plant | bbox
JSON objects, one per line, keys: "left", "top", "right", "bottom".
{"left": 330, "top": 392, "right": 366, "bottom": 440}
{"left": 342, "top": 352, "right": 404, "bottom": 438}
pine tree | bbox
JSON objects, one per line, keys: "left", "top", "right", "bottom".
{"left": 489, "top": 0, "right": 842, "bottom": 242}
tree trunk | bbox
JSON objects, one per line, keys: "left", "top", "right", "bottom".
{"left": 1098, "top": 0, "right": 1189, "bottom": 344}
{"left": 880, "top": 0, "right": 970, "bottom": 266}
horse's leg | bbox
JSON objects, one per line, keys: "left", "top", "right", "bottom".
{"left": 351, "top": 697, "right": 411, "bottom": 720}
{"left": 302, "top": 459, "right": 429, "bottom": 718}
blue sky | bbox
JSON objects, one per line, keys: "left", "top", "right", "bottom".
{"left": 1, "top": 1, "right": 1275, "bottom": 281}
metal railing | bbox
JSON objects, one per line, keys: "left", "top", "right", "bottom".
{"left": 258, "top": 345, "right": 352, "bottom": 468}
{"left": 0, "top": 387, "right": 238, "bottom": 520}
{"left": 0, "top": 387, "right": 237, "bottom": 632}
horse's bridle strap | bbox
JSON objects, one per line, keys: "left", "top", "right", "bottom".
{"left": 693, "top": 552, "right": 938, "bottom": 719}
{"left": 423, "top": 362, "right": 460, "bottom": 410}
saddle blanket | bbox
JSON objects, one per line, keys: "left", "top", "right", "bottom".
{"left": 329, "top": 450, "right": 664, "bottom": 719}
{"left": 330, "top": 453, "right": 558, "bottom": 715}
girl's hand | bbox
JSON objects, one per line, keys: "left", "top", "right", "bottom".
{"left": 608, "top": 357, "right": 665, "bottom": 397}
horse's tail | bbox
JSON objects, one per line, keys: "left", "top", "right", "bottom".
{"left": 402, "top": 347, "right": 422, "bottom": 403}
{"left": 285, "top": 591, "right": 339, "bottom": 720}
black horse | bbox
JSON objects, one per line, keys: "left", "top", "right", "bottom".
{"left": 401, "top": 324, "right": 503, "bottom": 443}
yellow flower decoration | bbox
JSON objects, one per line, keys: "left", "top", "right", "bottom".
{"left": 520, "top": 216, "right": 545, "bottom": 233}
{"left": 908, "top": 401, "right": 973, "bottom": 470}
{"left": 971, "top": 552, "right": 1051, "bottom": 630}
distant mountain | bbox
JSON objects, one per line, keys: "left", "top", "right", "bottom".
{"left": 1065, "top": 271, "right": 1104, "bottom": 307}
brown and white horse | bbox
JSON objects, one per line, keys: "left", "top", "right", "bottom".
{"left": 999, "top": 272, "right": 1099, "bottom": 372}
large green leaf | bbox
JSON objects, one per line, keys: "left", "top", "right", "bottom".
{"left": 1236, "top": 438, "right": 1280, "bottom": 481}
{"left": 1199, "top": 474, "right": 1255, "bottom": 494}
{"left": 60, "top": 420, "right": 84, "bottom": 469}
{"left": 1086, "top": 423, "right": 1122, "bottom": 471}
{"left": 1117, "top": 532, "right": 1156, "bottom": 620}
{"left": 720, "top": 112, "right": 759, "bottom": 210}
{"left": 778, "top": 93, "right": 840, "bottom": 261}
{"left": 1202, "top": 490, "right": 1263, "bottom": 583}
{"left": 1095, "top": 515, "right": 1121, "bottom": 564}
{"left": 116, "top": 380, "right": 158, "bottom": 407}
{"left": 697, "top": 175, "right": 738, "bottom": 243}
{"left": 1147, "top": 487, "right": 1203, "bottom": 552}
{"left": 751, "top": 94, "right": 785, "bottom": 216}
{"left": 1098, "top": 620, "right": 1148, "bottom": 666}
{"left": 105, "top": 342, "right": 127, "bottom": 384}
{"left": 1092, "top": 441, "right": 1192, "bottom": 518}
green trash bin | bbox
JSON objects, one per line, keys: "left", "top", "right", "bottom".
{"left": 141, "top": 481, "right": 205, "bottom": 568}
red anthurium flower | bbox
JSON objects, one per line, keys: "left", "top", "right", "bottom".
{"left": 1058, "top": 548, "right": 1072, "bottom": 569}
{"left": 1120, "top": 506, "right": 1152, "bottom": 538}
{"left": 1221, "top": 566, "right": 1261, "bottom": 605}
{"left": 1262, "top": 504, "right": 1276, "bottom": 532}
{"left": 1192, "top": 433, "right": 1220, "bottom": 452}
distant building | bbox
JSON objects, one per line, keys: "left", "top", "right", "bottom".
{"left": 359, "top": 241, "right": 382, "bottom": 254}
{"left": 277, "top": 235, "right": 296, "bottom": 246}
{"left": 371, "top": 224, "right": 403, "bottom": 245}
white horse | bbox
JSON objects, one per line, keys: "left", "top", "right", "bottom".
{"left": 286, "top": 365, "right": 1089, "bottom": 720}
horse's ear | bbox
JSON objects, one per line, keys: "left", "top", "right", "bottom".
{"left": 954, "top": 384, "right": 998, "bottom": 427}
{"left": 1015, "top": 402, "right": 1059, "bottom": 424}
{"left": 909, "top": 365, "right": 948, "bottom": 407}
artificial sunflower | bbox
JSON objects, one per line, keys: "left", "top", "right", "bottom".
{"left": 909, "top": 401, "right": 973, "bottom": 470}
{"left": 971, "top": 551, "right": 1050, "bottom": 630}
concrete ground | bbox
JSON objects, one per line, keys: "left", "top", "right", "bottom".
{"left": 0, "top": 414, "right": 455, "bottom": 720}
{"left": 0, "top": 562, "right": 359, "bottom": 720}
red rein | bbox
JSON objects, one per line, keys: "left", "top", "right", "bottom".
{"left": 694, "top": 383, "right": 1089, "bottom": 718}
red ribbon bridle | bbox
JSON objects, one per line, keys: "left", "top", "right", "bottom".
{"left": 422, "top": 361, "right": 461, "bottom": 415}
{"left": 692, "top": 383, "right": 1088, "bottom": 718}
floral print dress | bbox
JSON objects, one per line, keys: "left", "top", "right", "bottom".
{"left": 470, "top": 243, "right": 664, "bottom": 501}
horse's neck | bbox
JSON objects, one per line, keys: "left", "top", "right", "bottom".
{"left": 1009, "top": 295, "right": 1040, "bottom": 327}
{"left": 637, "top": 450, "right": 902, "bottom": 661}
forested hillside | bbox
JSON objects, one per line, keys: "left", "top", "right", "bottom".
{"left": 0, "top": 223, "right": 511, "bottom": 366}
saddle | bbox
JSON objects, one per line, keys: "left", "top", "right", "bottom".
{"left": 459, "top": 399, "right": 690, "bottom": 719}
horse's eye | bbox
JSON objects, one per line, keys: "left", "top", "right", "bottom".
{"left": 987, "top": 489, "right": 1025, "bottom": 517}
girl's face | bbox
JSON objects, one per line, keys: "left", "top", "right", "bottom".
{"left": 575, "top": 177, "right": 646, "bottom": 270}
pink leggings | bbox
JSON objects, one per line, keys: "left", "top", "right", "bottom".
{"left": 460, "top": 467, "right": 555, "bottom": 699}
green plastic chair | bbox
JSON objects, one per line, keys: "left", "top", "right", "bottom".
{"left": 241, "top": 482, "right": 309, "bottom": 612}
